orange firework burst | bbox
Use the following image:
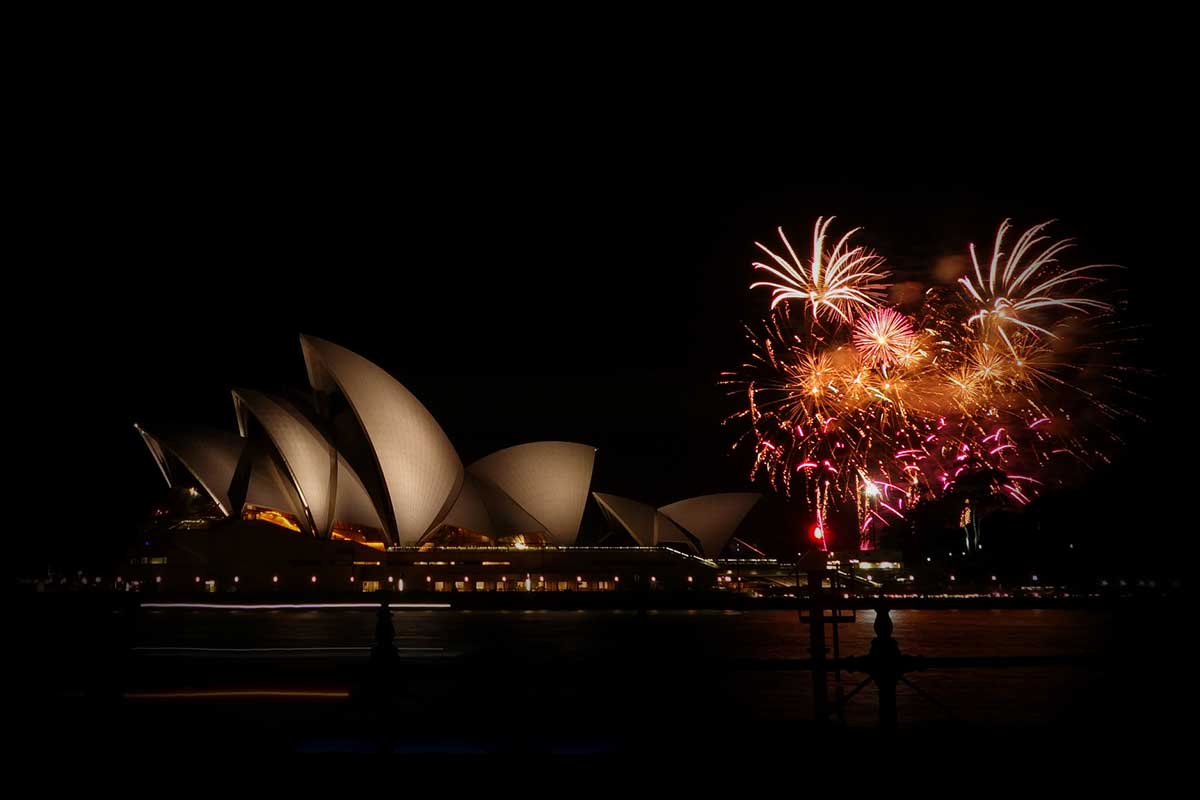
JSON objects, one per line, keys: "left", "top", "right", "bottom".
{"left": 852, "top": 307, "right": 916, "bottom": 368}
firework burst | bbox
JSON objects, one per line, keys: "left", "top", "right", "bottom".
{"left": 750, "top": 216, "right": 891, "bottom": 323}
{"left": 959, "top": 219, "right": 1116, "bottom": 355}
{"left": 726, "top": 219, "right": 1131, "bottom": 551}
{"left": 852, "top": 307, "right": 916, "bottom": 368}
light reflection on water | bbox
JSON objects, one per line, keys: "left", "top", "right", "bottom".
{"left": 133, "top": 608, "right": 1122, "bottom": 726}
{"left": 137, "top": 607, "right": 1109, "bottom": 655}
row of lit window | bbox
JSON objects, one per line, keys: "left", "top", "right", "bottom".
{"left": 151, "top": 573, "right": 706, "bottom": 588}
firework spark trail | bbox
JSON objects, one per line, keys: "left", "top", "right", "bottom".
{"left": 725, "top": 219, "right": 1131, "bottom": 550}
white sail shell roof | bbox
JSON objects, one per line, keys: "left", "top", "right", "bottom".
{"left": 300, "top": 335, "right": 463, "bottom": 546}
{"left": 244, "top": 448, "right": 311, "bottom": 527}
{"left": 591, "top": 492, "right": 694, "bottom": 549}
{"left": 658, "top": 493, "right": 760, "bottom": 558}
{"left": 135, "top": 425, "right": 244, "bottom": 515}
{"left": 468, "top": 442, "right": 596, "bottom": 546}
{"left": 134, "top": 424, "right": 307, "bottom": 524}
{"left": 232, "top": 389, "right": 384, "bottom": 536}
{"left": 439, "top": 474, "right": 494, "bottom": 535}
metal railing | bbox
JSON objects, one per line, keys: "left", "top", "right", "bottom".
{"left": 722, "top": 557, "right": 1097, "bottom": 728}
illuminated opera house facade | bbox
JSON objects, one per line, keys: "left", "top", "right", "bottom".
{"left": 131, "top": 335, "right": 760, "bottom": 592}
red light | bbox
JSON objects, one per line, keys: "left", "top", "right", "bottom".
{"left": 812, "top": 525, "right": 824, "bottom": 541}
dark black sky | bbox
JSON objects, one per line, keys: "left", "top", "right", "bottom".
{"left": 19, "top": 78, "right": 1188, "bottom": 572}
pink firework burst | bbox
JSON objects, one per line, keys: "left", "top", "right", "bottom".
{"left": 852, "top": 307, "right": 915, "bottom": 367}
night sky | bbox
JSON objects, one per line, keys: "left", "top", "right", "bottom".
{"left": 22, "top": 113, "right": 1185, "bottom": 575}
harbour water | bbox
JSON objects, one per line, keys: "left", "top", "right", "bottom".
{"left": 18, "top": 603, "right": 1188, "bottom": 753}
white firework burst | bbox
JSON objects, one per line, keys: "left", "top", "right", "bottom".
{"left": 750, "top": 216, "right": 891, "bottom": 323}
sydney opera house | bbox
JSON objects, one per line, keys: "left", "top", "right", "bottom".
{"left": 130, "top": 335, "right": 761, "bottom": 592}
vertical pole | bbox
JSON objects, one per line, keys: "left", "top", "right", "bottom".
{"left": 831, "top": 573, "right": 841, "bottom": 661}
{"left": 736, "top": 541, "right": 742, "bottom": 595}
{"left": 876, "top": 669, "right": 897, "bottom": 730}
{"left": 372, "top": 595, "right": 396, "bottom": 661}
{"left": 831, "top": 573, "right": 844, "bottom": 726}
{"left": 808, "top": 568, "right": 829, "bottom": 723}
{"left": 370, "top": 595, "right": 397, "bottom": 752}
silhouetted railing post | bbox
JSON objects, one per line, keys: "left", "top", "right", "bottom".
{"left": 799, "top": 551, "right": 831, "bottom": 723}
{"left": 830, "top": 572, "right": 845, "bottom": 727}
